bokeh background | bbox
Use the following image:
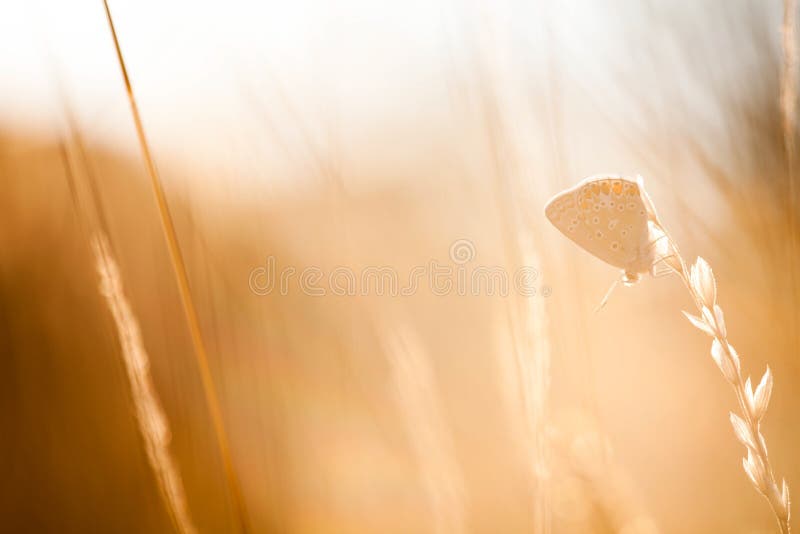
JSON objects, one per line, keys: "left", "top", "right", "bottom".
{"left": 1, "top": 0, "right": 799, "bottom": 532}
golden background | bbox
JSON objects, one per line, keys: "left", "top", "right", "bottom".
{"left": 1, "top": 1, "right": 798, "bottom": 532}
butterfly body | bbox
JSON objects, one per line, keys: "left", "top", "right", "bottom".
{"left": 544, "top": 175, "right": 664, "bottom": 283}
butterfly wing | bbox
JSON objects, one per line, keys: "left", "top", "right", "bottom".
{"left": 545, "top": 175, "right": 649, "bottom": 270}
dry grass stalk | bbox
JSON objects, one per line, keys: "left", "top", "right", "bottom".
{"left": 93, "top": 233, "right": 198, "bottom": 534}
{"left": 100, "top": 2, "right": 250, "bottom": 531}
{"left": 383, "top": 327, "right": 466, "bottom": 534}
{"left": 782, "top": 0, "right": 797, "bottom": 172}
{"left": 471, "top": 36, "right": 553, "bottom": 529}
{"left": 60, "top": 133, "right": 197, "bottom": 533}
{"left": 677, "top": 254, "right": 791, "bottom": 533}
{"left": 782, "top": 0, "right": 799, "bottom": 353}
{"left": 515, "top": 241, "right": 552, "bottom": 532}
{"left": 644, "top": 208, "right": 792, "bottom": 532}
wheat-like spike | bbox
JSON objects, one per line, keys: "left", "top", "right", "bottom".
{"left": 669, "top": 246, "right": 790, "bottom": 532}
{"left": 100, "top": 2, "right": 249, "bottom": 532}
{"left": 93, "top": 233, "right": 198, "bottom": 534}
{"left": 60, "top": 134, "right": 198, "bottom": 533}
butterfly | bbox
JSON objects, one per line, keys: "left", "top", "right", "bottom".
{"left": 545, "top": 175, "right": 675, "bottom": 306}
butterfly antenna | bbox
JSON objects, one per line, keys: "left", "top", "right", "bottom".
{"left": 594, "top": 277, "right": 621, "bottom": 313}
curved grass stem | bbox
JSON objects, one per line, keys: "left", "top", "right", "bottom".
{"left": 101, "top": 2, "right": 250, "bottom": 532}
{"left": 659, "top": 225, "right": 790, "bottom": 533}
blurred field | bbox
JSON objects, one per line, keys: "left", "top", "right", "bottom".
{"left": 1, "top": 1, "right": 799, "bottom": 533}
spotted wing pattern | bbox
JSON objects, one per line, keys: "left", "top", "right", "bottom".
{"left": 545, "top": 176, "right": 649, "bottom": 270}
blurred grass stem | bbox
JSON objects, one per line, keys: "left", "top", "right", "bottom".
{"left": 101, "top": 2, "right": 250, "bottom": 532}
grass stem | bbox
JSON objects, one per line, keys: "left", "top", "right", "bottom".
{"left": 101, "top": 2, "right": 250, "bottom": 532}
